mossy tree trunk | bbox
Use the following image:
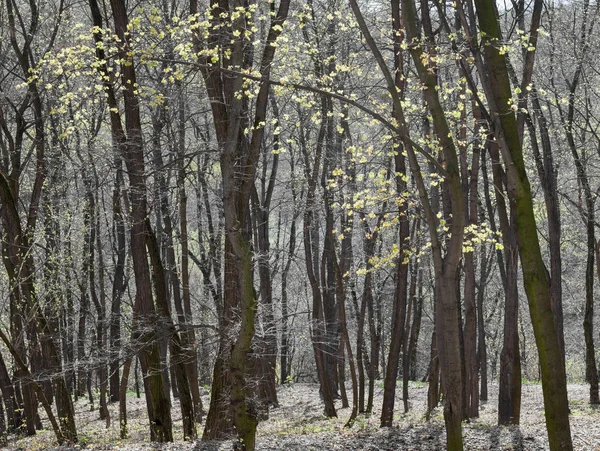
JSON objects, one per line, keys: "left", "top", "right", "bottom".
{"left": 470, "top": 0, "right": 573, "bottom": 448}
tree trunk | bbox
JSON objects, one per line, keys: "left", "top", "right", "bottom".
{"left": 476, "top": 245, "right": 490, "bottom": 402}
{"left": 426, "top": 331, "right": 441, "bottom": 417}
{"left": 380, "top": 0, "right": 410, "bottom": 426}
{"left": 409, "top": 267, "right": 423, "bottom": 382}
{"left": 0, "top": 352, "right": 20, "bottom": 431}
{"left": 472, "top": 1, "right": 573, "bottom": 447}
{"left": 177, "top": 83, "right": 204, "bottom": 421}
{"left": 146, "top": 221, "right": 197, "bottom": 440}
{"left": 487, "top": 139, "right": 522, "bottom": 425}
{"left": 192, "top": 2, "right": 291, "bottom": 446}
{"left": 110, "top": 158, "right": 126, "bottom": 403}
{"left": 300, "top": 108, "right": 337, "bottom": 418}
{"left": 460, "top": 118, "right": 481, "bottom": 418}
{"left": 402, "top": 263, "right": 416, "bottom": 413}
{"left": 119, "top": 358, "right": 132, "bottom": 439}
{"left": 280, "top": 212, "right": 297, "bottom": 385}
{"left": 108, "top": 0, "right": 173, "bottom": 440}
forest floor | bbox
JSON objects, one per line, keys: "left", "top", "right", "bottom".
{"left": 2, "top": 381, "right": 600, "bottom": 450}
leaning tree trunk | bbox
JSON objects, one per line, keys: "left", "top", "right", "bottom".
{"left": 472, "top": 0, "right": 573, "bottom": 447}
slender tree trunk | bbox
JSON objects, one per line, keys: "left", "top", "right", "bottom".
{"left": 357, "top": 283, "right": 367, "bottom": 413}
{"left": 146, "top": 221, "right": 197, "bottom": 440}
{"left": 409, "top": 267, "right": 423, "bottom": 382}
{"left": 119, "top": 357, "right": 132, "bottom": 439}
{"left": 488, "top": 140, "right": 522, "bottom": 425}
{"left": 77, "top": 191, "right": 91, "bottom": 398}
{"left": 109, "top": 0, "right": 173, "bottom": 440}
{"left": 460, "top": 117, "right": 480, "bottom": 418}
{"left": 280, "top": 211, "right": 297, "bottom": 385}
{"left": 476, "top": 245, "right": 490, "bottom": 402}
{"left": 380, "top": 0, "right": 410, "bottom": 426}
{"left": 403, "top": 259, "right": 418, "bottom": 412}
{"left": 334, "top": 252, "right": 358, "bottom": 428}
{"left": 177, "top": 82, "right": 204, "bottom": 421}
{"left": 426, "top": 331, "right": 440, "bottom": 417}
{"left": 110, "top": 158, "right": 126, "bottom": 402}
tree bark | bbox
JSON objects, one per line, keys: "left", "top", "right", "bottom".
{"left": 146, "top": 222, "right": 197, "bottom": 439}
{"left": 380, "top": 0, "right": 410, "bottom": 426}
{"left": 192, "top": 1, "right": 291, "bottom": 447}
{"left": 471, "top": 1, "right": 573, "bottom": 447}
{"left": 108, "top": 0, "right": 173, "bottom": 440}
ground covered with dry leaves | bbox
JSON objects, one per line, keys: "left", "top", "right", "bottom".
{"left": 2, "top": 382, "right": 599, "bottom": 450}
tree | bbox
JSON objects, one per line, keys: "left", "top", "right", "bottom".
{"left": 466, "top": 0, "right": 574, "bottom": 447}
{"left": 190, "top": 1, "right": 290, "bottom": 448}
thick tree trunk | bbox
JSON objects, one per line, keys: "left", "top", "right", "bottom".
{"left": 473, "top": 2, "right": 573, "bottom": 448}
{"left": 437, "top": 270, "right": 464, "bottom": 450}
{"left": 108, "top": 0, "right": 173, "bottom": 441}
